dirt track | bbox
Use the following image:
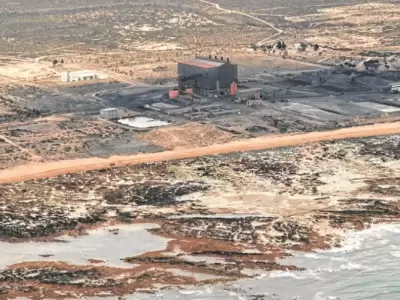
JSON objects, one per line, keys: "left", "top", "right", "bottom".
{"left": 198, "top": 0, "right": 283, "bottom": 45}
{"left": 1, "top": 122, "right": 400, "bottom": 184}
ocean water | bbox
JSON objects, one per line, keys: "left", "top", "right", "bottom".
{"left": 259, "top": 223, "right": 400, "bottom": 300}
{"left": 89, "top": 224, "right": 400, "bottom": 300}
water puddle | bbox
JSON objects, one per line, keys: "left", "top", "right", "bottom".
{"left": 167, "top": 213, "right": 266, "bottom": 219}
{"left": 118, "top": 116, "right": 169, "bottom": 128}
{"left": 0, "top": 224, "right": 170, "bottom": 269}
{"left": 165, "top": 268, "right": 227, "bottom": 281}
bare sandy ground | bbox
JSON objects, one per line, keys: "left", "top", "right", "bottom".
{"left": 140, "top": 123, "right": 236, "bottom": 150}
{"left": 1, "top": 121, "right": 400, "bottom": 184}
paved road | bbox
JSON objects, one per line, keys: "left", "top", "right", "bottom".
{"left": 1, "top": 122, "right": 400, "bottom": 184}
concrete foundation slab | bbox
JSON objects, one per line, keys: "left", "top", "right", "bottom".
{"left": 293, "top": 97, "right": 380, "bottom": 116}
{"left": 354, "top": 102, "right": 400, "bottom": 113}
{"left": 281, "top": 103, "right": 347, "bottom": 121}
{"left": 151, "top": 103, "right": 180, "bottom": 110}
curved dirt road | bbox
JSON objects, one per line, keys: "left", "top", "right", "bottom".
{"left": 1, "top": 122, "right": 400, "bottom": 184}
{"left": 198, "top": 0, "right": 283, "bottom": 45}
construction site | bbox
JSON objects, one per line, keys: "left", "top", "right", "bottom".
{"left": 0, "top": 0, "right": 400, "bottom": 299}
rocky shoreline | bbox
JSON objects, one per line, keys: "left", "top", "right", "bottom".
{"left": 0, "top": 135, "right": 399, "bottom": 299}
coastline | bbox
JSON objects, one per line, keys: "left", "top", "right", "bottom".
{"left": 0, "top": 134, "right": 399, "bottom": 299}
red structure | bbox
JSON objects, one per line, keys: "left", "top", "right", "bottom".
{"left": 230, "top": 82, "right": 238, "bottom": 96}
{"left": 169, "top": 89, "right": 179, "bottom": 99}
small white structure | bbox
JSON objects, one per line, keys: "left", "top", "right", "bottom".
{"left": 236, "top": 88, "right": 262, "bottom": 101}
{"left": 61, "top": 70, "right": 108, "bottom": 82}
{"left": 389, "top": 82, "right": 400, "bottom": 93}
{"left": 100, "top": 108, "right": 119, "bottom": 119}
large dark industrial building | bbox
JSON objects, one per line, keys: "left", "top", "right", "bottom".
{"left": 177, "top": 56, "right": 238, "bottom": 97}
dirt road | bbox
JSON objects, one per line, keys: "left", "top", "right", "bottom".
{"left": 198, "top": 0, "right": 283, "bottom": 45}
{"left": 1, "top": 122, "right": 400, "bottom": 184}
{"left": 0, "top": 134, "right": 42, "bottom": 161}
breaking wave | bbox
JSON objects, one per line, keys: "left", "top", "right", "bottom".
{"left": 267, "top": 270, "right": 307, "bottom": 279}
{"left": 314, "top": 262, "right": 370, "bottom": 273}
{"left": 304, "top": 252, "right": 345, "bottom": 261}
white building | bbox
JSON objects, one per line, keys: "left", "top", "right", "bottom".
{"left": 100, "top": 108, "right": 119, "bottom": 119}
{"left": 61, "top": 70, "right": 108, "bottom": 82}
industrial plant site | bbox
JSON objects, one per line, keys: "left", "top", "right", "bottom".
{"left": 0, "top": 0, "right": 400, "bottom": 299}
